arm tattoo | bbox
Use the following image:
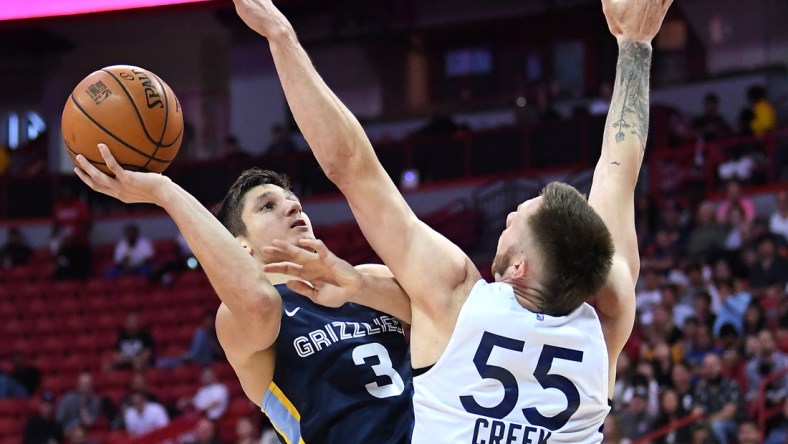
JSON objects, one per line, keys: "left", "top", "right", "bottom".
{"left": 609, "top": 41, "right": 652, "bottom": 150}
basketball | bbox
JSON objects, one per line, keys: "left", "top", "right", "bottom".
{"left": 61, "top": 65, "right": 183, "bottom": 175}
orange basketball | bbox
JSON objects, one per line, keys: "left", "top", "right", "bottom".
{"left": 61, "top": 65, "right": 183, "bottom": 175}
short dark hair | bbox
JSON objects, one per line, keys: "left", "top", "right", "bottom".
{"left": 527, "top": 182, "right": 614, "bottom": 316}
{"left": 215, "top": 168, "right": 292, "bottom": 237}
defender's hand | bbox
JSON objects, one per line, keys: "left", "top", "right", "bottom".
{"left": 263, "top": 238, "right": 362, "bottom": 308}
{"left": 74, "top": 143, "right": 170, "bottom": 205}
{"left": 232, "top": 0, "right": 292, "bottom": 39}
{"left": 601, "top": 0, "right": 674, "bottom": 43}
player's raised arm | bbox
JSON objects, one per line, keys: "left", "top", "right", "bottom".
{"left": 74, "top": 146, "right": 282, "bottom": 399}
{"left": 589, "top": 0, "right": 673, "bottom": 371}
{"left": 232, "top": 0, "right": 476, "bottom": 318}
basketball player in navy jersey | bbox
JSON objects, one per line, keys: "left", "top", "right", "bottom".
{"left": 233, "top": 0, "right": 673, "bottom": 441}
{"left": 72, "top": 161, "right": 413, "bottom": 442}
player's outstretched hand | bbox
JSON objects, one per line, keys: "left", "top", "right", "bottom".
{"left": 601, "top": 0, "right": 674, "bottom": 43}
{"left": 74, "top": 143, "right": 170, "bottom": 205}
{"left": 233, "top": 0, "right": 292, "bottom": 39}
{"left": 263, "top": 238, "right": 362, "bottom": 308}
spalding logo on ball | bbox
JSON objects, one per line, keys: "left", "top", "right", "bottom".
{"left": 61, "top": 65, "right": 183, "bottom": 175}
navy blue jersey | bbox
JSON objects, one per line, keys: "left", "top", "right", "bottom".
{"left": 262, "top": 284, "right": 412, "bottom": 444}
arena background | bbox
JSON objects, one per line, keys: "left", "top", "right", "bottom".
{"left": 0, "top": 0, "right": 786, "bottom": 442}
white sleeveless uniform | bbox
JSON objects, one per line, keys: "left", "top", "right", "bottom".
{"left": 412, "top": 280, "right": 610, "bottom": 444}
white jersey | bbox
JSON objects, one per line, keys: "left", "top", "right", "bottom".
{"left": 412, "top": 280, "right": 610, "bottom": 444}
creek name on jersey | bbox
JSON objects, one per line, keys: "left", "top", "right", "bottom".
{"left": 472, "top": 416, "right": 552, "bottom": 444}
{"left": 293, "top": 315, "right": 404, "bottom": 357}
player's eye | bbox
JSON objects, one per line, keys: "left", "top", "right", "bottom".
{"left": 259, "top": 202, "right": 274, "bottom": 211}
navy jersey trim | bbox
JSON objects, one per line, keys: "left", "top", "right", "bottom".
{"left": 412, "top": 364, "right": 434, "bottom": 377}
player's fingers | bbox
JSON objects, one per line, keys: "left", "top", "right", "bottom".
{"left": 263, "top": 261, "right": 304, "bottom": 276}
{"left": 286, "top": 280, "right": 316, "bottom": 297}
{"left": 272, "top": 239, "right": 318, "bottom": 259}
{"left": 97, "top": 144, "right": 126, "bottom": 178}
{"left": 74, "top": 166, "right": 99, "bottom": 191}
{"left": 298, "top": 238, "right": 329, "bottom": 257}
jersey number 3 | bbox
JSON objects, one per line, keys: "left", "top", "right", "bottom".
{"left": 353, "top": 343, "right": 405, "bottom": 399}
{"left": 460, "top": 331, "right": 583, "bottom": 431}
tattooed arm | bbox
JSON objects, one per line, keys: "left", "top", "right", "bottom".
{"left": 589, "top": 0, "right": 673, "bottom": 397}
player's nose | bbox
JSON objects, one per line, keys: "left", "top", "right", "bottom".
{"left": 285, "top": 199, "right": 302, "bottom": 216}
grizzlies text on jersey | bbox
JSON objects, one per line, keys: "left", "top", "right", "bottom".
{"left": 263, "top": 284, "right": 412, "bottom": 443}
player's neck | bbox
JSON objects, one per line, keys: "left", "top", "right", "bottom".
{"left": 509, "top": 282, "right": 545, "bottom": 313}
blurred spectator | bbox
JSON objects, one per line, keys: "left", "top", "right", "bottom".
{"left": 693, "top": 353, "right": 743, "bottom": 444}
{"left": 55, "top": 372, "right": 104, "bottom": 432}
{"left": 677, "top": 262, "right": 707, "bottom": 307}
{"left": 223, "top": 135, "right": 251, "bottom": 161}
{"left": 692, "top": 93, "right": 732, "bottom": 142}
{"left": 118, "top": 371, "right": 162, "bottom": 416}
{"left": 711, "top": 279, "right": 751, "bottom": 337}
{"left": 641, "top": 229, "right": 680, "bottom": 273}
{"left": 647, "top": 341, "right": 675, "bottom": 387}
{"left": 0, "top": 370, "right": 28, "bottom": 398}
{"left": 182, "top": 367, "right": 228, "bottom": 421}
{"left": 651, "top": 388, "right": 693, "bottom": 444}
{"left": 601, "top": 412, "right": 628, "bottom": 444}
{"left": 158, "top": 311, "right": 223, "bottom": 368}
{"left": 746, "top": 85, "right": 776, "bottom": 137}
{"left": 661, "top": 282, "right": 694, "bottom": 329}
{"left": 636, "top": 268, "right": 663, "bottom": 326}
{"left": 749, "top": 234, "right": 788, "bottom": 293}
{"left": 22, "top": 391, "right": 64, "bottom": 444}
{"left": 716, "top": 180, "right": 756, "bottom": 224}
{"left": 588, "top": 81, "right": 613, "bottom": 116}
{"left": 687, "top": 201, "right": 727, "bottom": 264}
{"left": 742, "top": 302, "right": 766, "bottom": 337}
{"left": 9, "top": 352, "right": 41, "bottom": 396}
{"left": 149, "top": 232, "right": 198, "bottom": 286}
{"left": 185, "top": 312, "right": 224, "bottom": 366}
{"left": 0, "top": 226, "right": 32, "bottom": 269}
{"left": 106, "top": 224, "right": 155, "bottom": 279}
{"left": 65, "top": 425, "right": 98, "bottom": 444}
{"left": 685, "top": 324, "right": 720, "bottom": 369}
{"left": 265, "top": 125, "right": 296, "bottom": 155}
{"left": 692, "top": 292, "right": 717, "bottom": 332}
{"left": 744, "top": 329, "right": 787, "bottom": 406}
{"left": 737, "top": 420, "right": 763, "bottom": 444}
{"left": 671, "top": 362, "right": 696, "bottom": 413}
{"left": 765, "top": 397, "right": 788, "bottom": 444}
{"left": 52, "top": 184, "right": 91, "bottom": 280}
{"left": 182, "top": 416, "right": 222, "bottom": 444}
{"left": 770, "top": 190, "right": 788, "bottom": 241}
{"left": 110, "top": 312, "right": 155, "bottom": 371}
{"left": 721, "top": 204, "right": 752, "bottom": 253}
{"left": 234, "top": 416, "right": 260, "bottom": 444}
{"left": 123, "top": 390, "right": 169, "bottom": 437}
{"left": 656, "top": 201, "right": 690, "bottom": 252}
{"left": 619, "top": 378, "right": 655, "bottom": 439}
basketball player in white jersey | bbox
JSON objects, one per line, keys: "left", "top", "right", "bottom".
{"left": 235, "top": 0, "right": 672, "bottom": 442}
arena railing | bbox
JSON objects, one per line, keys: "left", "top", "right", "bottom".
{"left": 632, "top": 411, "right": 705, "bottom": 444}
{"left": 648, "top": 128, "right": 788, "bottom": 204}
{"left": 753, "top": 366, "right": 788, "bottom": 432}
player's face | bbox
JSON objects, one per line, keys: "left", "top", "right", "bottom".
{"left": 491, "top": 196, "right": 542, "bottom": 281}
{"left": 239, "top": 184, "right": 315, "bottom": 258}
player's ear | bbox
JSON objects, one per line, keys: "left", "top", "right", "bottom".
{"left": 511, "top": 256, "right": 528, "bottom": 280}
